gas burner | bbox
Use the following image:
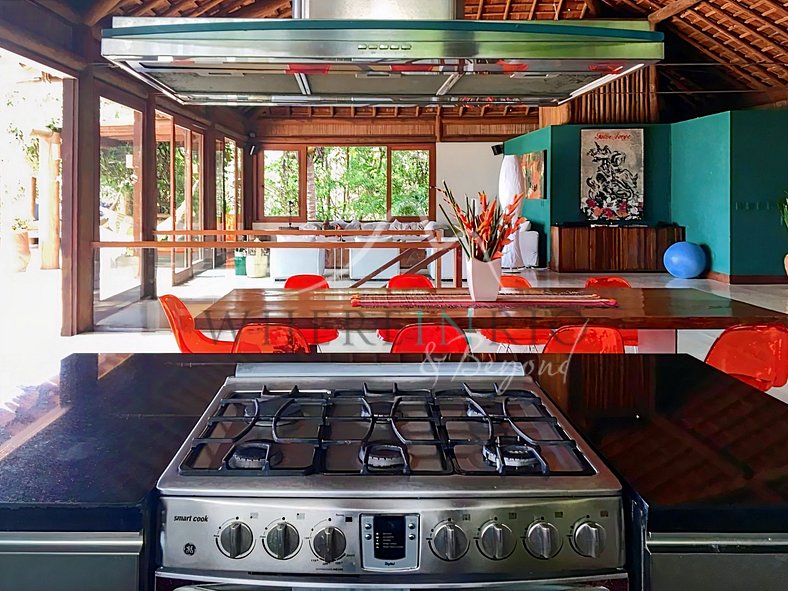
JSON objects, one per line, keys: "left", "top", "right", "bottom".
{"left": 482, "top": 441, "right": 546, "bottom": 473}
{"left": 360, "top": 441, "right": 408, "bottom": 471}
{"left": 227, "top": 440, "right": 282, "bottom": 470}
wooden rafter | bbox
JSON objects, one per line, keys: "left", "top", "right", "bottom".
{"left": 555, "top": 0, "right": 566, "bottom": 20}
{"left": 476, "top": 0, "right": 486, "bottom": 20}
{"left": 84, "top": 0, "right": 126, "bottom": 25}
{"left": 717, "top": 1, "right": 788, "bottom": 44}
{"left": 187, "top": 0, "right": 228, "bottom": 16}
{"left": 528, "top": 0, "right": 538, "bottom": 20}
{"left": 686, "top": 9, "right": 785, "bottom": 83}
{"left": 229, "top": 0, "right": 290, "bottom": 18}
{"left": 705, "top": 5, "right": 787, "bottom": 61}
{"left": 27, "top": 0, "right": 82, "bottom": 23}
{"left": 648, "top": 0, "right": 704, "bottom": 25}
{"left": 503, "top": 0, "right": 514, "bottom": 19}
{"left": 129, "top": 0, "right": 170, "bottom": 16}
{"left": 163, "top": 0, "right": 198, "bottom": 16}
{"left": 582, "top": 0, "right": 602, "bottom": 17}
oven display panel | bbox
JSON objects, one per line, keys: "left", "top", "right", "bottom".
{"left": 360, "top": 514, "right": 419, "bottom": 571}
{"left": 374, "top": 516, "right": 406, "bottom": 560}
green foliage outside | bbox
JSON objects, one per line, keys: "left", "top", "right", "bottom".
{"left": 391, "top": 149, "right": 429, "bottom": 217}
{"left": 262, "top": 146, "right": 430, "bottom": 221}
{"left": 314, "top": 146, "right": 387, "bottom": 220}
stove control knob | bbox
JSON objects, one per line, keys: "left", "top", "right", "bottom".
{"left": 312, "top": 526, "right": 346, "bottom": 563}
{"left": 430, "top": 521, "right": 468, "bottom": 561}
{"left": 524, "top": 521, "right": 562, "bottom": 559}
{"left": 572, "top": 521, "right": 606, "bottom": 558}
{"left": 218, "top": 521, "right": 254, "bottom": 559}
{"left": 478, "top": 522, "right": 516, "bottom": 560}
{"left": 266, "top": 522, "right": 300, "bottom": 560}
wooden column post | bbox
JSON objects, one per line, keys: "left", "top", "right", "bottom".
{"left": 33, "top": 130, "right": 62, "bottom": 269}
{"left": 61, "top": 71, "right": 97, "bottom": 335}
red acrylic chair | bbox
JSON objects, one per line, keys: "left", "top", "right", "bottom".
{"left": 585, "top": 276, "right": 632, "bottom": 288}
{"left": 283, "top": 274, "right": 339, "bottom": 346}
{"left": 543, "top": 326, "right": 625, "bottom": 354}
{"left": 704, "top": 323, "right": 788, "bottom": 392}
{"left": 480, "top": 275, "right": 553, "bottom": 349}
{"left": 377, "top": 274, "right": 435, "bottom": 342}
{"left": 584, "top": 276, "right": 638, "bottom": 347}
{"left": 390, "top": 323, "right": 471, "bottom": 354}
{"left": 232, "top": 324, "right": 310, "bottom": 354}
{"left": 159, "top": 294, "right": 234, "bottom": 353}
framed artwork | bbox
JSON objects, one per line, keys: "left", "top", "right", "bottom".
{"left": 521, "top": 150, "right": 545, "bottom": 200}
{"left": 580, "top": 128, "right": 644, "bottom": 220}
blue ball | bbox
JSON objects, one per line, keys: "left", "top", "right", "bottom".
{"left": 663, "top": 241, "right": 706, "bottom": 279}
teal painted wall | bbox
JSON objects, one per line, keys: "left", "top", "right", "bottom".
{"left": 670, "top": 112, "right": 732, "bottom": 274}
{"left": 505, "top": 126, "right": 552, "bottom": 265}
{"left": 505, "top": 123, "right": 672, "bottom": 264}
{"left": 729, "top": 110, "right": 788, "bottom": 276}
{"left": 549, "top": 124, "right": 672, "bottom": 225}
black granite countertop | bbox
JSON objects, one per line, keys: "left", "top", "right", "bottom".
{"left": 1, "top": 353, "right": 786, "bottom": 534}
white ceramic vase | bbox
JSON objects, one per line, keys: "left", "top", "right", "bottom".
{"left": 467, "top": 257, "right": 502, "bottom": 302}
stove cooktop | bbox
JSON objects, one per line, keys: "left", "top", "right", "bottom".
{"left": 180, "top": 383, "right": 594, "bottom": 478}
{"left": 158, "top": 363, "right": 620, "bottom": 497}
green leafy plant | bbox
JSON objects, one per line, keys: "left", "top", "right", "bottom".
{"left": 11, "top": 217, "right": 29, "bottom": 231}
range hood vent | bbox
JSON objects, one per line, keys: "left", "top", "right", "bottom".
{"left": 101, "top": 1, "right": 662, "bottom": 107}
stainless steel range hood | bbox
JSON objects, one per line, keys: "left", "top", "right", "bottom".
{"left": 101, "top": 0, "right": 663, "bottom": 107}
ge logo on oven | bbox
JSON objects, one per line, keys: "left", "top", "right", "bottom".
{"left": 183, "top": 543, "right": 196, "bottom": 556}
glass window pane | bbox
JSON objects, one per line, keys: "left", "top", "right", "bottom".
{"left": 224, "top": 138, "right": 237, "bottom": 230}
{"left": 173, "top": 125, "right": 188, "bottom": 272}
{"left": 98, "top": 98, "right": 142, "bottom": 301}
{"left": 263, "top": 149, "right": 299, "bottom": 217}
{"left": 191, "top": 132, "right": 203, "bottom": 263}
{"left": 215, "top": 138, "right": 224, "bottom": 231}
{"left": 155, "top": 111, "right": 172, "bottom": 266}
{"left": 391, "top": 149, "right": 430, "bottom": 218}
{"left": 312, "top": 146, "right": 387, "bottom": 221}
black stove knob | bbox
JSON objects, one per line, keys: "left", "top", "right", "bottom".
{"left": 312, "top": 526, "right": 346, "bottom": 563}
{"left": 265, "top": 522, "right": 300, "bottom": 560}
{"left": 478, "top": 521, "right": 516, "bottom": 560}
{"left": 218, "top": 521, "right": 254, "bottom": 559}
{"left": 430, "top": 521, "right": 469, "bottom": 561}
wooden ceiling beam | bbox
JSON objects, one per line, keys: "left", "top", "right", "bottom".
{"left": 129, "top": 0, "right": 170, "bottom": 16}
{"left": 163, "top": 0, "right": 199, "bottom": 16}
{"left": 705, "top": 5, "right": 787, "bottom": 61}
{"left": 84, "top": 0, "right": 126, "bottom": 25}
{"left": 648, "top": 0, "right": 704, "bottom": 25}
{"left": 229, "top": 0, "right": 290, "bottom": 18}
{"left": 187, "top": 0, "right": 227, "bottom": 16}
{"left": 27, "top": 0, "right": 82, "bottom": 23}
{"left": 503, "top": 0, "right": 513, "bottom": 19}
{"left": 674, "top": 22, "right": 773, "bottom": 88}
{"left": 528, "top": 0, "right": 538, "bottom": 20}
{"left": 582, "top": 0, "right": 601, "bottom": 18}
{"left": 476, "top": 0, "right": 485, "bottom": 20}
{"left": 717, "top": 1, "right": 788, "bottom": 44}
{"left": 686, "top": 10, "right": 785, "bottom": 82}
{"left": 554, "top": 0, "right": 565, "bottom": 20}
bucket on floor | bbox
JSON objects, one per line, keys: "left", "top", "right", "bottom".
{"left": 234, "top": 250, "right": 247, "bottom": 276}
{"left": 246, "top": 241, "right": 269, "bottom": 278}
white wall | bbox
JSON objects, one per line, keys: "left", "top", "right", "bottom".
{"left": 435, "top": 142, "right": 501, "bottom": 223}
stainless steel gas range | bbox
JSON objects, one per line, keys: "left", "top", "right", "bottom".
{"left": 156, "top": 363, "right": 626, "bottom": 590}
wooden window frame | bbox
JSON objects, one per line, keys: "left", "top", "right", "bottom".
{"left": 256, "top": 142, "right": 435, "bottom": 223}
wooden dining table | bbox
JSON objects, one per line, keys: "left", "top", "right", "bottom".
{"left": 194, "top": 287, "right": 787, "bottom": 353}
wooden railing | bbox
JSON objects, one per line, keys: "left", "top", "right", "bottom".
{"left": 92, "top": 228, "right": 462, "bottom": 287}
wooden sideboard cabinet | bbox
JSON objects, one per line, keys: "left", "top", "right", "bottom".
{"left": 549, "top": 224, "right": 686, "bottom": 272}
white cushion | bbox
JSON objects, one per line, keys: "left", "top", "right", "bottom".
{"left": 361, "top": 221, "right": 389, "bottom": 231}
{"left": 522, "top": 219, "right": 532, "bottom": 231}
{"left": 345, "top": 220, "right": 362, "bottom": 230}
{"left": 332, "top": 219, "right": 348, "bottom": 229}
{"left": 278, "top": 233, "right": 315, "bottom": 243}
{"left": 300, "top": 222, "right": 321, "bottom": 230}
{"left": 354, "top": 235, "right": 394, "bottom": 243}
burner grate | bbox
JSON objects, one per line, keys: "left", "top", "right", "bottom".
{"left": 178, "top": 382, "right": 594, "bottom": 477}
